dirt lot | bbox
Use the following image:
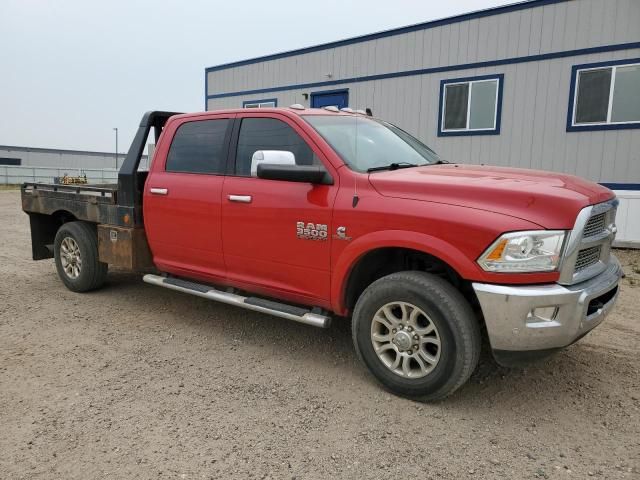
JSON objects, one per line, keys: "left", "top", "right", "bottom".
{"left": 1, "top": 189, "right": 638, "bottom": 479}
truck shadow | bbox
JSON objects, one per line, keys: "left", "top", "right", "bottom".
{"left": 448, "top": 343, "right": 623, "bottom": 413}
{"left": 102, "top": 271, "right": 621, "bottom": 412}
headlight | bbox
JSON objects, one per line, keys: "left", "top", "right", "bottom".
{"left": 477, "top": 230, "right": 566, "bottom": 273}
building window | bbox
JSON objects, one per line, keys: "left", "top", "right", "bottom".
{"left": 438, "top": 74, "right": 503, "bottom": 136}
{"left": 242, "top": 99, "right": 277, "bottom": 108}
{"left": 0, "top": 157, "right": 21, "bottom": 165}
{"left": 567, "top": 59, "right": 640, "bottom": 131}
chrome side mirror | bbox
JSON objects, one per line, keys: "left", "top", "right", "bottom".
{"left": 250, "top": 150, "right": 296, "bottom": 177}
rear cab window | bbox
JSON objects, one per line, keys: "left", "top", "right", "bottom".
{"left": 165, "top": 119, "right": 231, "bottom": 174}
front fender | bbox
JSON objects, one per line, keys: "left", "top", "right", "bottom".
{"left": 330, "top": 229, "right": 480, "bottom": 314}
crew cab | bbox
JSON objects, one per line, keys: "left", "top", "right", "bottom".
{"left": 21, "top": 107, "right": 622, "bottom": 400}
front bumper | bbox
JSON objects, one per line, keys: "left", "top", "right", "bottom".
{"left": 472, "top": 256, "right": 622, "bottom": 355}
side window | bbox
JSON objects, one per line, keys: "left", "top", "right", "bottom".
{"left": 234, "top": 117, "right": 319, "bottom": 176}
{"left": 438, "top": 74, "right": 503, "bottom": 136}
{"left": 568, "top": 61, "right": 640, "bottom": 130}
{"left": 165, "top": 119, "right": 230, "bottom": 174}
{"left": 243, "top": 99, "right": 277, "bottom": 108}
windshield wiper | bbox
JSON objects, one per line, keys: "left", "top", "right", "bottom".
{"left": 367, "top": 162, "right": 419, "bottom": 172}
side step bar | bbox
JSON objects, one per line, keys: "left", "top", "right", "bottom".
{"left": 143, "top": 274, "right": 331, "bottom": 328}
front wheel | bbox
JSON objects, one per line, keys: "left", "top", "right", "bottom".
{"left": 54, "top": 221, "right": 108, "bottom": 292}
{"left": 352, "top": 271, "right": 481, "bottom": 401}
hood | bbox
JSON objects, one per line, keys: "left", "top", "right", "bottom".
{"left": 368, "top": 164, "right": 614, "bottom": 229}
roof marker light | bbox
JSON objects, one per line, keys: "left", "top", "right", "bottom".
{"left": 323, "top": 106, "right": 340, "bottom": 112}
{"left": 355, "top": 109, "right": 367, "bottom": 115}
{"left": 289, "top": 104, "right": 305, "bottom": 110}
{"left": 340, "top": 108, "right": 354, "bottom": 113}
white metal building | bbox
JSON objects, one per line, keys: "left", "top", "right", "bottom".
{"left": 0, "top": 145, "right": 149, "bottom": 185}
{"left": 0, "top": 145, "right": 147, "bottom": 170}
{"left": 204, "top": 0, "right": 640, "bottom": 246}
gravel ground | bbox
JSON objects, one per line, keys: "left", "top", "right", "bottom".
{"left": 1, "top": 189, "right": 639, "bottom": 479}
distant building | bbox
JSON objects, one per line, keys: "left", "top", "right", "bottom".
{"left": 0, "top": 145, "right": 148, "bottom": 170}
{"left": 0, "top": 145, "right": 152, "bottom": 186}
{"left": 204, "top": 0, "right": 640, "bottom": 246}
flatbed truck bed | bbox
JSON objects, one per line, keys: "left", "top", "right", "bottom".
{"left": 21, "top": 111, "right": 178, "bottom": 269}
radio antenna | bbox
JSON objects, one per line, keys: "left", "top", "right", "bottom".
{"left": 352, "top": 112, "right": 360, "bottom": 208}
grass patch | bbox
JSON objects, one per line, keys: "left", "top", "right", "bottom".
{"left": 0, "top": 184, "right": 20, "bottom": 191}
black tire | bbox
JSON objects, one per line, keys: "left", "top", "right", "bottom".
{"left": 54, "top": 221, "right": 108, "bottom": 292}
{"left": 352, "top": 271, "right": 481, "bottom": 401}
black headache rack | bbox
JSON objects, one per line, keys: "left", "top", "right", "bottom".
{"left": 21, "top": 111, "right": 181, "bottom": 266}
{"left": 118, "top": 110, "right": 180, "bottom": 213}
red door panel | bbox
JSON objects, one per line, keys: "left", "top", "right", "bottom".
{"left": 144, "top": 172, "right": 226, "bottom": 280}
{"left": 144, "top": 114, "right": 234, "bottom": 281}
{"left": 222, "top": 176, "right": 336, "bottom": 301}
{"left": 220, "top": 113, "right": 339, "bottom": 305}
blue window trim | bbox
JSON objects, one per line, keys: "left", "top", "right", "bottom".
{"left": 437, "top": 74, "right": 504, "bottom": 137}
{"left": 205, "top": 72, "right": 209, "bottom": 110}
{"left": 566, "top": 58, "right": 640, "bottom": 132}
{"left": 600, "top": 183, "right": 640, "bottom": 191}
{"left": 242, "top": 98, "right": 278, "bottom": 108}
{"left": 310, "top": 88, "right": 349, "bottom": 108}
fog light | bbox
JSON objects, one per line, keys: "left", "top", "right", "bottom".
{"left": 529, "top": 306, "right": 558, "bottom": 322}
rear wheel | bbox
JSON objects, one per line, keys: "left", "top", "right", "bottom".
{"left": 352, "top": 271, "right": 480, "bottom": 401}
{"left": 54, "top": 221, "right": 108, "bottom": 292}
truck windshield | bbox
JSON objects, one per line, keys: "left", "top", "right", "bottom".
{"left": 303, "top": 115, "right": 443, "bottom": 172}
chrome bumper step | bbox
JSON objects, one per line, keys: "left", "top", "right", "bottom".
{"left": 143, "top": 274, "right": 331, "bottom": 328}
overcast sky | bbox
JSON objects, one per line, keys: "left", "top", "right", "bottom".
{"left": 0, "top": 0, "right": 515, "bottom": 153}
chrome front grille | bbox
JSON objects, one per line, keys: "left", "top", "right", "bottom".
{"left": 575, "top": 245, "right": 602, "bottom": 271}
{"left": 583, "top": 212, "right": 607, "bottom": 238}
{"left": 558, "top": 198, "right": 618, "bottom": 285}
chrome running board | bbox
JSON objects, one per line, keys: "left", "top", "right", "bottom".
{"left": 143, "top": 274, "right": 331, "bottom": 328}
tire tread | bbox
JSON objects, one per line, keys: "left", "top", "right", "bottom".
{"left": 351, "top": 271, "right": 481, "bottom": 401}
{"left": 54, "top": 221, "right": 108, "bottom": 292}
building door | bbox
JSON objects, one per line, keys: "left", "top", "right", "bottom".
{"left": 311, "top": 89, "right": 349, "bottom": 109}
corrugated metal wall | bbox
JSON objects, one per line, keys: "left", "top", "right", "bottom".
{"left": 205, "top": 0, "right": 640, "bottom": 185}
{"left": 0, "top": 146, "right": 149, "bottom": 170}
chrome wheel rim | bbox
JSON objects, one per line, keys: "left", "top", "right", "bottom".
{"left": 370, "top": 301, "right": 441, "bottom": 379}
{"left": 60, "top": 237, "right": 82, "bottom": 279}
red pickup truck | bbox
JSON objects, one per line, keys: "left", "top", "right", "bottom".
{"left": 21, "top": 107, "right": 622, "bottom": 400}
